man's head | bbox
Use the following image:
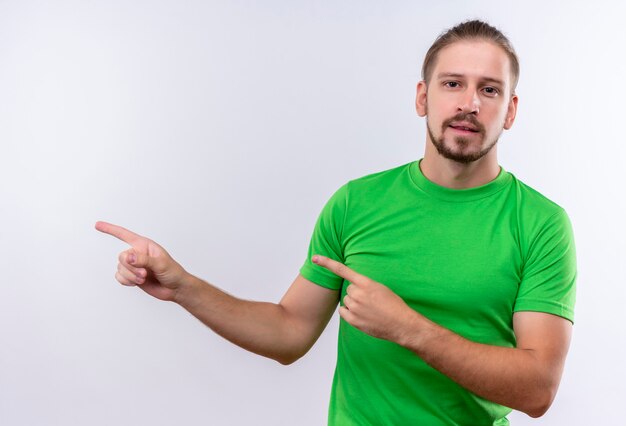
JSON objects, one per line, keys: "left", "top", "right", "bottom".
{"left": 422, "top": 20, "right": 520, "bottom": 93}
{"left": 416, "top": 20, "right": 519, "bottom": 165}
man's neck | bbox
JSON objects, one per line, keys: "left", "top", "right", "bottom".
{"left": 420, "top": 145, "right": 500, "bottom": 189}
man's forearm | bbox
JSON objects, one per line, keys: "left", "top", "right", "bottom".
{"left": 311, "top": 254, "right": 572, "bottom": 418}
{"left": 174, "top": 274, "right": 304, "bottom": 365}
{"left": 97, "top": 223, "right": 337, "bottom": 365}
{"left": 399, "top": 312, "right": 562, "bottom": 417}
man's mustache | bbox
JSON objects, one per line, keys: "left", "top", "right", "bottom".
{"left": 442, "top": 114, "right": 485, "bottom": 134}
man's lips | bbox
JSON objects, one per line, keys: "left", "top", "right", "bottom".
{"left": 449, "top": 122, "right": 479, "bottom": 132}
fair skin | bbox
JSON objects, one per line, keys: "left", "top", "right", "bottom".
{"left": 95, "top": 221, "right": 340, "bottom": 366}
{"left": 417, "top": 40, "right": 518, "bottom": 189}
{"left": 97, "top": 39, "right": 571, "bottom": 418}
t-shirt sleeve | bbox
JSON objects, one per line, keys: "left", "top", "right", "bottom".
{"left": 514, "top": 208, "right": 577, "bottom": 323}
{"left": 299, "top": 183, "right": 349, "bottom": 290}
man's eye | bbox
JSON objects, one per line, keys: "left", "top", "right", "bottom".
{"left": 483, "top": 87, "right": 499, "bottom": 96}
{"left": 444, "top": 81, "right": 460, "bottom": 88}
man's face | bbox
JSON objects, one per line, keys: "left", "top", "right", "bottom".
{"left": 415, "top": 40, "right": 518, "bottom": 164}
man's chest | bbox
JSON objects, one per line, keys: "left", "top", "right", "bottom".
{"left": 340, "top": 200, "right": 523, "bottom": 342}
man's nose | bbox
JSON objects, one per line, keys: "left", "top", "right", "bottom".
{"left": 457, "top": 89, "right": 480, "bottom": 115}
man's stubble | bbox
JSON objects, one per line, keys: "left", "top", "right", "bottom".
{"left": 426, "top": 111, "right": 504, "bottom": 165}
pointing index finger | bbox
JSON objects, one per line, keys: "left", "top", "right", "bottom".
{"left": 312, "top": 255, "right": 365, "bottom": 284}
{"left": 95, "top": 221, "right": 143, "bottom": 245}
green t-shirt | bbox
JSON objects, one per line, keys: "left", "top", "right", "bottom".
{"left": 299, "top": 160, "right": 576, "bottom": 426}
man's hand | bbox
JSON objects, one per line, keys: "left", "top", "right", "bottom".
{"left": 312, "top": 254, "right": 416, "bottom": 344}
{"left": 96, "top": 223, "right": 339, "bottom": 364}
{"left": 312, "top": 254, "right": 572, "bottom": 417}
{"left": 95, "top": 221, "right": 189, "bottom": 302}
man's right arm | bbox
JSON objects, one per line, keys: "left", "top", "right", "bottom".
{"left": 174, "top": 273, "right": 339, "bottom": 364}
{"left": 96, "top": 221, "right": 339, "bottom": 365}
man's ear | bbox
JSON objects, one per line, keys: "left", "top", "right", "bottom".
{"left": 415, "top": 80, "right": 428, "bottom": 117}
{"left": 503, "top": 94, "right": 518, "bottom": 130}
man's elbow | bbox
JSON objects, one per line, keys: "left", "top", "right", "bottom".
{"left": 526, "top": 405, "right": 550, "bottom": 418}
{"left": 276, "top": 355, "right": 299, "bottom": 366}
{"left": 274, "top": 348, "right": 308, "bottom": 366}
{"left": 524, "top": 385, "right": 558, "bottom": 418}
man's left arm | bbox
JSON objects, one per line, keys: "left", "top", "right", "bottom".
{"left": 312, "top": 255, "right": 572, "bottom": 418}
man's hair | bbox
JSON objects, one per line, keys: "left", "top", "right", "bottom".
{"left": 421, "top": 20, "right": 520, "bottom": 93}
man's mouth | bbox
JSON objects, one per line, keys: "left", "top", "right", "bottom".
{"left": 449, "top": 123, "right": 480, "bottom": 133}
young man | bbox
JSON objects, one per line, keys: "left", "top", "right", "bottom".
{"left": 97, "top": 20, "right": 576, "bottom": 425}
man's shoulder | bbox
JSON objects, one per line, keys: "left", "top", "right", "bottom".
{"left": 345, "top": 162, "right": 413, "bottom": 191}
{"left": 507, "top": 172, "right": 569, "bottom": 221}
{"left": 509, "top": 173, "right": 563, "bottom": 208}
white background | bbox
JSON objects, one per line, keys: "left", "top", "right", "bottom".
{"left": 1, "top": 1, "right": 624, "bottom": 424}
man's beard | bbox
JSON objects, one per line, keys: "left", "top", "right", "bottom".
{"left": 427, "top": 113, "right": 501, "bottom": 164}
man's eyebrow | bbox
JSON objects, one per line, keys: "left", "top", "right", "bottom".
{"left": 436, "top": 72, "right": 505, "bottom": 87}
